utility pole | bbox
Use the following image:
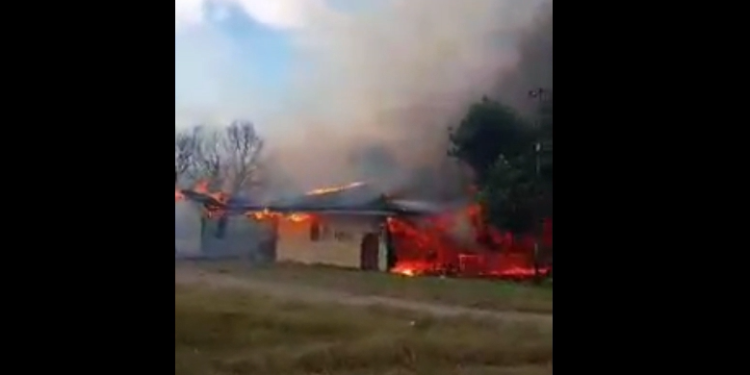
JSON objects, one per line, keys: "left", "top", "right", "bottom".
{"left": 528, "top": 87, "right": 549, "bottom": 282}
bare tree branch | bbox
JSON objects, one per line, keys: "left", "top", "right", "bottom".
{"left": 222, "top": 120, "right": 264, "bottom": 194}
{"left": 175, "top": 128, "right": 198, "bottom": 183}
{"left": 180, "top": 121, "right": 265, "bottom": 195}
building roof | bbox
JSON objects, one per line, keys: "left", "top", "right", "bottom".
{"left": 181, "top": 183, "right": 441, "bottom": 216}
{"left": 267, "top": 183, "right": 383, "bottom": 211}
{"left": 179, "top": 189, "right": 225, "bottom": 208}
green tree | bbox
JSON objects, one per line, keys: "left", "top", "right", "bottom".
{"left": 448, "top": 97, "right": 533, "bottom": 185}
{"left": 479, "top": 154, "right": 538, "bottom": 234}
{"left": 449, "top": 96, "right": 552, "bottom": 236}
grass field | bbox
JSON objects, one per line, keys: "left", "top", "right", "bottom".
{"left": 193, "top": 261, "right": 553, "bottom": 314}
{"left": 175, "top": 284, "right": 552, "bottom": 375}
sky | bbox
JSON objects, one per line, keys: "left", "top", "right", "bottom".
{"left": 175, "top": 0, "right": 379, "bottom": 129}
{"left": 175, "top": 0, "right": 310, "bottom": 128}
{"left": 175, "top": 0, "right": 550, "bottom": 188}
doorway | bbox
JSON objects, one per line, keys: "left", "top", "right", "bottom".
{"left": 360, "top": 232, "right": 379, "bottom": 271}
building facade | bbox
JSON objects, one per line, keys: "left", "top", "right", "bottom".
{"left": 275, "top": 213, "right": 390, "bottom": 271}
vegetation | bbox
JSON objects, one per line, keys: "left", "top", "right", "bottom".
{"left": 175, "top": 121, "right": 265, "bottom": 238}
{"left": 175, "top": 121, "right": 264, "bottom": 192}
{"left": 196, "top": 261, "right": 553, "bottom": 314}
{"left": 175, "top": 284, "right": 552, "bottom": 375}
{"left": 449, "top": 92, "right": 552, "bottom": 235}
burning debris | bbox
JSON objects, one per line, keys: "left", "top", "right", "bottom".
{"left": 387, "top": 205, "right": 552, "bottom": 279}
{"left": 176, "top": 180, "right": 552, "bottom": 280}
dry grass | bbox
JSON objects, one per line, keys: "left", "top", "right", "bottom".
{"left": 175, "top": 284, "right": 552, "bottom": 375}
{"left": 193, "top": 261, "right": 553, "bottom": 314}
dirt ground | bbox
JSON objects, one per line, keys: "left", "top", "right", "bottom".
{"left": 175, "top": 263, "right": 552, "bottom": 324}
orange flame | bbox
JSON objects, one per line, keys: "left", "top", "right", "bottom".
{"left": 247, "top": 209, "right": 312, "bottom": 223}
{"left": 387, "top": 203, "right": 552, "bottom": 279}
{"left": 305, "top": 181, "right": 365, "bottom": 196}
{"left": 190, "top": 180, "right": 229, "bottom": 204}
{"left": 176, "top": 178, "right": 552, "bottom": 280}
{"left": 287, "top": 213, "right": 312, "bottom": 222}
{"left": 193, "top": 180, "right": 209, "bottom": 193}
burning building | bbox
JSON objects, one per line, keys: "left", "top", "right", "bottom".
{"left": 176, "top": 181, "right": 552, "bottom": 279}
{"left": 175, "top": 182, "right": 270, "bottom": 260}
{"left": 249, "top": 182, "right": 437, "bottom": 271}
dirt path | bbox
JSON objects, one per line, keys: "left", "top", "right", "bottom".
{"left": 175, "top": 265, "right": 552, "bottom": 324}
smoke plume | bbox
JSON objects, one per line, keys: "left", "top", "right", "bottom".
{"left": 176, "top": 0, "right": 553, "bottom": 197}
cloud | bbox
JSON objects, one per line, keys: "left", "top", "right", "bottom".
{"left": 175, "top": 24, "right": 261, "bottom": 127}
{"left": 175, "top": 0, "right": 207, "bottom": 30}
{"left": 175, "top": 0, "right": 332, "bottom": 128}
{"left": 175, "top": 0, "right": 329, "bottom": 31}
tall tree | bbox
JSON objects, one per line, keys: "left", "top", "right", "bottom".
{"left": 449, "top": 95, "right": 551, "bottom": 237}
{"left": 175, "top": 127, "right": 200, "bottom": 184}
{"left": 175, "top": 121, "right": 265, "bottom": 238}
{"left": 448, "top": 97, "right": 533, "bottom": 185}
{"left": 177, "top": 121, "right": 264, "bottom": 193}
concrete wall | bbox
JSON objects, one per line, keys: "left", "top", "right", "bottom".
{"left": 201, "top": 216, "right": 270, "bottom": 261}
{"left": 176, "top": 200, "right": 272, "bottom": 261}
{"left": 175, "top": 201, "right": 202, "bottom": 256}
{"left": 276, "top": 214, "right": 383, "bottom": 269}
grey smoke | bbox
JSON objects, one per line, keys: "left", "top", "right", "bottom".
{"left": 263, "top": 0, "right": 553, "bottom": 197}
{"left": 177, "top": 0, "right": 553, "bottom": 198}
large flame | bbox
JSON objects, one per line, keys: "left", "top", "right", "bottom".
{"left": 387, "top": 203, "right": 552, "bottom": 279}
{"left": 176, "top": 179, "right": 552, "bottom": 280}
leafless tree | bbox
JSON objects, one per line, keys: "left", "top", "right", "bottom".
{"left": 178, "top": 121, "right": 264, "bottom": 195}
{"left": 177, "top": 121, "right": 265, "bottom": 239}
{"left": 175, "top": 127, "right": 199, "bottom": 184}
{"left": 190, "top": 126, "right": 223, "bottom": 190}
{"left": 220, "top": 120, "right": 264, "bottom": 194}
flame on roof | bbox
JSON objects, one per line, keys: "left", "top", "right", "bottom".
{"left": 305, "top": 182, "right": 365, "bottom": 196}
